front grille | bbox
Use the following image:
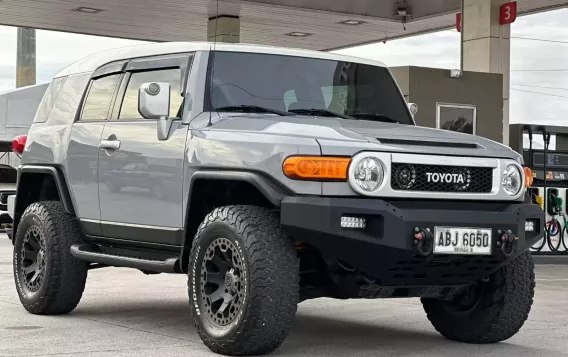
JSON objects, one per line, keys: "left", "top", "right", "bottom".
{"left": 391, "top": 163, "right": 493, "bottom": 193}
{"left": 378, "top": 138, "right": 478, "bottom": 149}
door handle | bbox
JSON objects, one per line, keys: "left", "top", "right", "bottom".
{"left": 100, "top": 139, "right": 121, "bottom": 151}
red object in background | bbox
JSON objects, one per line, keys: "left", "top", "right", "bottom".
{"left": 12, "top": 135, "right": 27, "bottom": 155}
{"left": 457, "top": 2, "right": 516, "bottom": 31}
{"left": 500, "top": 1, "right": 517, "bottom": 25}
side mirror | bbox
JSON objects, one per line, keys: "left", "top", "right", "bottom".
{"left": 138, "top": 82, "right": 173, "bottom": 140}
{"left": 408, "top": 102, "right": 418, "bottom": 116}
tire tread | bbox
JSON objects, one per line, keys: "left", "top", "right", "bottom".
{"left": 422, "top": 252, "right": 535, "bottom": 343}
{"left": 15, "top": 201, "right": 88, "bottom": 315}
{"left": 188, "top": 205, "right": 299, "bottom": 356}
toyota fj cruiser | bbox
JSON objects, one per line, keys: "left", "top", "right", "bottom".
{"left": 9, "top": 42, "right": 543, "bottom": 356}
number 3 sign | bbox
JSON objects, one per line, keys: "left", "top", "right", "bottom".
{"left": 456, "top": 1, "right": 516, "bottom": 32}
{"left": 500, "top": 1, "right": 517, "bottom": 25}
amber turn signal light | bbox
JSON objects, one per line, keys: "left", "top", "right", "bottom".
{"left": 523, "top": 167, "right": 533, "bottom": 187}
{"left": 283, "top": 156, "right": 351, "bottom": 180}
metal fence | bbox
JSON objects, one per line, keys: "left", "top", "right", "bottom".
{"left": 0, "top": 152, "right": 20, "bottom": 168}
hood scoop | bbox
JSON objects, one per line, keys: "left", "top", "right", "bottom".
{"left": 377, "top": 138, "right": 481, "bottom": 149}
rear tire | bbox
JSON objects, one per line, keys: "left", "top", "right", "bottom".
{"left": 13, "top": 201, "right": 88, "bottom": 315}
{"left": 188, "top": 205, "right": 299, "bottom": 356}
{"left": 422, "top": 252, "right": 535, "bottom": 343}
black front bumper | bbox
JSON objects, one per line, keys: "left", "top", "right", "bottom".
{"left": 281, "top": 197, "right": 544, "bottom": 286}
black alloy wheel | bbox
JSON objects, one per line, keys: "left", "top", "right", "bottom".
{"left": 19, "top": 225, "right": 47, "bottom": 293}
{"left": 200, "top": 237, "right": 246, "bottom": 327}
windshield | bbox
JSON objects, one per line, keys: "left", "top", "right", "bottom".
{"left": 206, "top": 52, "right": 414, "bottom": 125}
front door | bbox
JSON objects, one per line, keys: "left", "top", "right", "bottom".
{"left": 97, "top": 55, "right": 191, "bottom": 245}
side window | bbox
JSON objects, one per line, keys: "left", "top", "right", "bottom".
{"left": 119, "top": 68, "right": 182, "bottom": 119}
{"left": 80, "top": 74, "right": 121, "bottom": 121}
{"left": 33, "top": 76, "right": 67, "bottom": 123}
{"left": 48, "top": 73, "right": 90, "bottom": 125}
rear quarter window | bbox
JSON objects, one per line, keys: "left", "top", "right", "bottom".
{"left": 33, "top": 76, "right": 67, "bottom": 123}
{"left": 47, "top": 73, "right": 90, "bottom": 125}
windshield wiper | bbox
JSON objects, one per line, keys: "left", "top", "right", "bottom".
{"left": 348, "top": 113, "right": 399, "bottom": 123}
{"left": 215, "top": 105, "right": 293, "bottom": 116}
{"left": 287, "top": 108, "right": 353, "bottom": 119}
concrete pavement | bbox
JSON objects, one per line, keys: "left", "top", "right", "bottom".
{"left": 0, "top": 235, "right": 567, "bottom": 357}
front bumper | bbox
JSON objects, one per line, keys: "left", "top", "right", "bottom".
{"left": 281, "top": 197, "right": 544, "bottom": 286}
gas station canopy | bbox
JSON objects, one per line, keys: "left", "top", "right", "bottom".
{"left": 1, "top": 0, "right": 566, "bottom": 50}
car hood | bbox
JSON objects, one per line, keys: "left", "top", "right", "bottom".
{"left": 209, "top": 114, "right": 521, "bottom": 160}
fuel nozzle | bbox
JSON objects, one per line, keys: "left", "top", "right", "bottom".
{"left": 498, "top": 229, "right": 518, "bottom": 256}
{"left": 414, "top": 227, "right": 434, "bottom": 256}
{"left": 547, "top": 189, "right": 562, "bottom": 216}
{"left": 528, "top": 188, "right": 542, "bottom": 208}
{"left": 535, "top": 195, "right": 544, "bottom": 210}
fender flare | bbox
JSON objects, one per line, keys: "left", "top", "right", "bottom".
{"left": 14, "top": 166, "right": 75, "bottom": 232}
{"left": 179, "top": 170, "right": 291, "bottom": 268}
{"left": 189, "top": 170, "right": 289, "bottom": 207}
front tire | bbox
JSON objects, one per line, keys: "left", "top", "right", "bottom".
{"left": 188, "top": 205, "right": 299, "bottom": 356}
{"left": 422, "top": 252, "right": 535, "bottom": 343}
{"left": 13, "top": 201, "right": 88, "bottom": 315}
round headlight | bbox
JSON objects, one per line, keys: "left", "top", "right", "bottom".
{"left": 353, "top": 157, "right": 384, "bottom": 192}
{"left": 502, "top": 164, "right": 522, "bottom": 196}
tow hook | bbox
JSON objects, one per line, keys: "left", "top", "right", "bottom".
{"left": 497, "top": 229, "right": 518, "bottom": 257}
{"left": 414, "top": 227, "right": 434, "bottom": 256}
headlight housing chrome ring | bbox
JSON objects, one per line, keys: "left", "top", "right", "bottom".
{"left": 352, "top": 157, "right": 385, "bottom": 192}
{"left": 501, "top": 164, "right": 523, "bottom": 196}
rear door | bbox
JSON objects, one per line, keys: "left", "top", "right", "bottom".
{"left": 66, "top": 68, "right": 123, "bottom": 236}
{"left": 97, "top": 54, "right": 192, "bottom": 245}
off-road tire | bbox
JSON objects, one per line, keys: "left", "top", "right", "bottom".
{"left": 422, "top": 252, "right": 535, "bottom": 343}
{"left": 188, "top": 205, "right": 299, "bottom": 356}
{"left": 13, "top": 201, "right": 88, "bottom": 315}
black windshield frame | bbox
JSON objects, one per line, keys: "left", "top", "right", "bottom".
{"left": 204, "top": 51, "right": 414, "bottom": 125}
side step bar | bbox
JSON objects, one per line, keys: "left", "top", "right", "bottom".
{"left": 70, "top": 244, "right": 178, "bottom": 273}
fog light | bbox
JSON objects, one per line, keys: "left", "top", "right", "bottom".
{"left": 525, "top": 220, "right": 535, "bottom": 232}
{"left": 341, "top": 216, "right": 366, "bottom": 229}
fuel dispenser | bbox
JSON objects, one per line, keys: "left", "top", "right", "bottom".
{"left": 510, "top": 124, "right": 568, "bottom": 254}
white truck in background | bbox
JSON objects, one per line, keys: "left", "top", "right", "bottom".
{"left": 0, "top": 83, "right": 48, "bottom": 227}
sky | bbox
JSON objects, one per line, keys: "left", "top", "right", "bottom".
{"left": 0, "top": 9, "right": 567, "bottom": 127}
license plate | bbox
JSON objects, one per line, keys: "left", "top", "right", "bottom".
{"left": 434, "top": 227, "right": 492, "bottom": 255}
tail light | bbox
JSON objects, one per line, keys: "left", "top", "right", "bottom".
{"left": 12, "top": 135, "right": 27, "bottom": 155}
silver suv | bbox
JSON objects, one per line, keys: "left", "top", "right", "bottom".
{"left": 9, "top": 42, "right": 543, "bottom": 356}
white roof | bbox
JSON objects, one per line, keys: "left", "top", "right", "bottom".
{"left": 55, "top": 41, "right": 387, "bottom": 78}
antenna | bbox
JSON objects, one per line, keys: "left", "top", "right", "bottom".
{"left": 207, "top": 0, "right": 220, "bottom": 127}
